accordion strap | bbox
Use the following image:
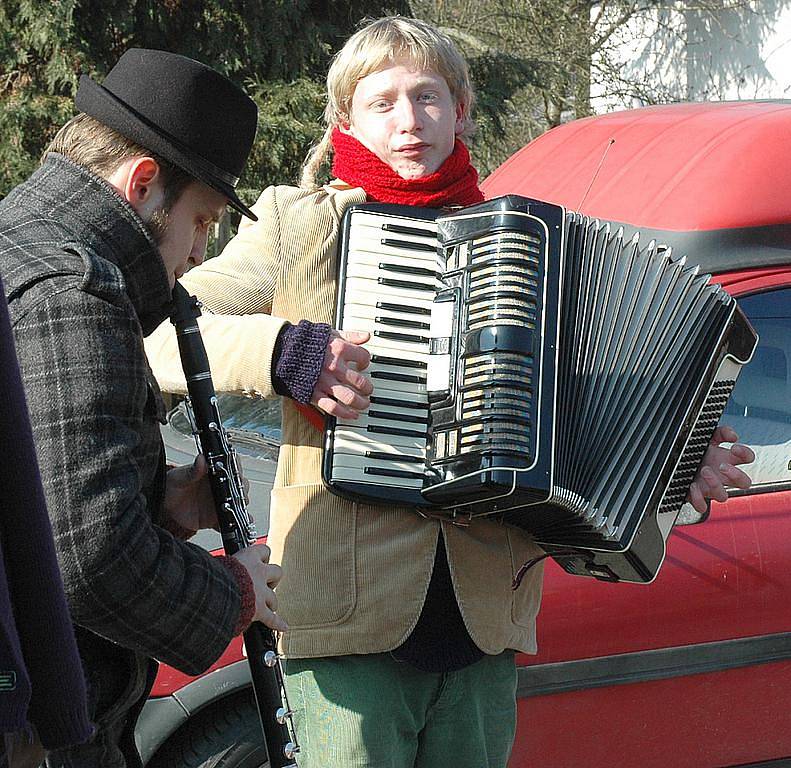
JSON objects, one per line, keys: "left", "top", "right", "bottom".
{"left": 295, "top": 402, "right": 325, "bottom": 432}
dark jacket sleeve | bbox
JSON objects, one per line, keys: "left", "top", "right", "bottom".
{"left": 0, "top": 277, "right": 93, "bottom": 748}
{"left": 12, "top": 284, "right": 241, "bottom": 676}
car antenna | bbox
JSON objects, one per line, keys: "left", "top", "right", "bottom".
{"left": 578, "top": 137, "right": 615, "bottom": 211}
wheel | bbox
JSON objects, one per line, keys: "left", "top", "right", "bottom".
{"left": 147, "top": 691, "right": 269, "bottom": 768}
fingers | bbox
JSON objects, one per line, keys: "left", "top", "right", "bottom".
{"left": 233, "top": 545, "right": 288, "bottom": 632}
{"left": 729, "top": 443, "right": 756, "bottom": 465}
{"left": 687, "top": 480, "right": 708, "bottom": 514}
{"left": 312, "top": 379, "right": 371, "bottom": 419}
{"left": 324, "top": 335, "right": 373, "bottom": 390}
{"left": 711, "top": 425, "right": 739, "bottom": 445}
{"left": 337, "top": 329, "right": 372, "bottom": 370}
{"left": 264, "top": 562, "right": 283, "bottom": 589}
{"left": 697, "top": 465, "right": 729, "bottom": 503}
{"left": 250, "top": 541, "right": 271, "bottom": 562}
{"left": 311, "top": 330, "right": 374, "bottom": 418}
{"left": 718, "top": 462, "right": 752, "bottom": 490}
{"left": 710, "top": 426, "right": 755, "bottom": 465}
{"left": 256, "top": 600, "right": 289, "bottom": 633}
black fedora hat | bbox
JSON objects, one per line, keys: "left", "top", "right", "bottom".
{"left": 75, "top": 48, "right": 258, "bottom": 220}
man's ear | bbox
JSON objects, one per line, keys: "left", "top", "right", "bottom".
{"left": 454, "top": 102, "right": 466, "bottom": 136}
{"left": 106, "top": 156, "right": 163, "bottom": 216}
{"left": 123, "top": 157, "right": 161, "bottom": 208}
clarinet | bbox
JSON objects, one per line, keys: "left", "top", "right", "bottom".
{"left": 170, "top": 282, "right": 298, "bottom": 768}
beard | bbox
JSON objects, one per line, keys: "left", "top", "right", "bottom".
{"left": 144, "top": 206, "right": 170, "bottom": 246}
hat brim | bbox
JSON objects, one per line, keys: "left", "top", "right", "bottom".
{"left": 76, "top": 75, "right": 257, "bottom": 221}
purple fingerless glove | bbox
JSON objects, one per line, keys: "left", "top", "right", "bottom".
{"left": 272, "top": 320, "right": 332, "bottom": 403}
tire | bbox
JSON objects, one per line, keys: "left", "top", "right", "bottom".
{"left": 147, "top": 691, "right": 269, "bottom": 768}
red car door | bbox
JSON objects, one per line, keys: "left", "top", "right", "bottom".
{"left": 510, "top": 275, "right": 791, "bottom": 768}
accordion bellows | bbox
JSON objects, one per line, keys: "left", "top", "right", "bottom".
{"left": 322, "top": 195, "right": 758, "bottom": 583}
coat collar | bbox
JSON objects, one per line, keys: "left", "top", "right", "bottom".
{"left": 13, "top": 153, "right": 173, "bottom": 333}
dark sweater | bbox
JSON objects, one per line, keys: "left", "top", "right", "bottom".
{"left": 0, "top": 275, "right": 93, "bottom": 749}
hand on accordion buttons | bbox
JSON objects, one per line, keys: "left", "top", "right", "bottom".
{"left": 686, "top": 426, "right": 756, "bottom": 513}
{"left": 233, "top": 543, "right": 288, "bottom": 632}
{"left": 311, "top": 329, "right": 373, "bottom": 419}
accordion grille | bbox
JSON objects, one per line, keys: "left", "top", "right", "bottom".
{"left": 467, "top": 232, "right": 542, "bottom": 330}
{"left": 658, "top": 379, "right": 736, "bottom": 515}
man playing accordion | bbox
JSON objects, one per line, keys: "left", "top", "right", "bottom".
{"left": 147, "top": 15, "right": 754, "bottom": 768}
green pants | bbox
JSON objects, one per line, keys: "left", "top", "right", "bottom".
{"left": 283, "top": 652, "right": 517, "bottom": 768}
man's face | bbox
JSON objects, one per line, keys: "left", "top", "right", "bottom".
{"left": 343, "top": 62, "right": 464, "bottom": 180}
{"left": 150, "top": 181, "right": 227, "bottom": 289}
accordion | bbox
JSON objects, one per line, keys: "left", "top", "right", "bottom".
{"left": 321, "top": 195, "right": 758, "bottom": 583}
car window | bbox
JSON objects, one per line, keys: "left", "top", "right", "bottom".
{"left": 723, "top": 286, "right": 791, "bottom": 488}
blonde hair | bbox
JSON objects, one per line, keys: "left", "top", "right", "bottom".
{"left": 300, "top": 15, "right": 476, "bottom": 189}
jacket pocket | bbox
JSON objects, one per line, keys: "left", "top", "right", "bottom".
{"left": 269, "top": 484, "right": 357, "bottom": 628}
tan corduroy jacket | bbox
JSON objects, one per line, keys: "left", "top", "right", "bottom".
{"left": 145, "top": 183, "right": 545, "bottom": 658}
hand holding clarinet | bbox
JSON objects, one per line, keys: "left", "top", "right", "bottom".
{"left": 163, "top": 454, "right": 287, "bottom": 632}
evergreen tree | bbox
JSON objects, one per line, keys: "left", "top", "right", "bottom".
{"left": 0, "top": 0, "right": 407, "bottom": 198}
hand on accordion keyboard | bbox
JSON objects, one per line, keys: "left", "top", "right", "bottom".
{"left": 311, "top": 329, "right": 373, "bottom": 419}
{"left": 686, "top": 425, "right": 756, "bottom": 513}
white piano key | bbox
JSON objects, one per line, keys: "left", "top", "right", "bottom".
{"left": 334, "top": 426, "right": 426, "bottom": 453}
{"left": 335, "top": 424, "right": 428, "bottom": 450}
{"left": 342, "top": 304, "right": 432, "bottom": 326}
{"left": 332, "top": 432, "right": 425, "bottom": 458}
{"left": 336, "top": 410, "right": 428, "bottom": 431}
{"left": 331, "top": 466, "right": 425, "bottom": 489}
{"left": 345, "top": 246, "right": 441, "bottom": 271}
{"left": 344, "top": 277, "right": 437, "bottom": 304}
{"left": 363, "top": 336, "right": 430, "bottom": 357}
{"left": 344, "top": 261, "right": 440, "bottom": 288}
{"left": 333, "top": 454, "right": 424, "bottom": 474}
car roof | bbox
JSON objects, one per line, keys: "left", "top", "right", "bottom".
{"left": 481, "top": 101, "right": 791, "bottom": 274}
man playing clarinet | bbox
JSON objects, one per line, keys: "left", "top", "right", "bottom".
{"left": 146, "top": 16, "right": 755, "bottom": 767}
{"left": 0, "top": 50, "right": 291, "bottom": 767}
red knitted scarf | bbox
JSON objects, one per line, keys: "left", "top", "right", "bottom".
{"left": 330, "top": 127, "right": 484, "bottom": 208}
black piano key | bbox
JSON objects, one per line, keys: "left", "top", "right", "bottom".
{"left": 365, "top": 450, "right": 424, "bottom": 463}
{"left": 374, "top": 330, "right": 430, "bottom": 344}
{"left": 378, "top": 262, "right": 441, "bottom": 279}
{"left": 370, "top": 395, "right": 428, "bottom": 410}
{"left": 375, "top": 316, "right": 431, "bottom": 330}
{"left": 371, "top": 354, "right": 427, "bottom": 369}
{"left": 371, "top": 371, "right": 427, "bottom": 385}
{"left": 369, "top": 409, "right": 429, "bottom": 424}
{"left": 381, "top": 222, "right": 436, "bottom": 238}
{"left": 377, "top": 301, "right": 431, "bottom": 316}
{"left": 368, "top": 424, "right": 427, "bottom": 438}
{"left": 364, "top": 466, "right": 425, "bottom": 479}
{"left": 378, "top": 277, "right": 436, "bottom": 292}
{"left": 380, "top": 237, "right": 437, "bottom": 253}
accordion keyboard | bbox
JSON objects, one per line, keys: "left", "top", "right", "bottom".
{"left": 331, "top": 211, "right": 442, "bottom": 490}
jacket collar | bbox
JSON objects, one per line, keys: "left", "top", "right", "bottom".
{"left": 18, "top": 153, "right": 172, "bottom": 333}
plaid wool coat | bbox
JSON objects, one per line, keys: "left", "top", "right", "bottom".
{"left": 0, "top": 155, "right": 243, "bottom": 717}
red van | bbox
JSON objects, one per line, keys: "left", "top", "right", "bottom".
{"left": 138, "top": 101, "right": 791, "bottom": 768}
